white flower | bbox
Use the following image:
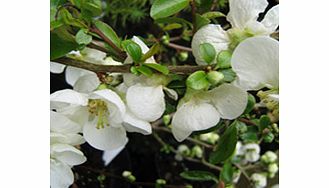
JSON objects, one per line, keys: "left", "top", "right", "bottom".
{"left": 50, "top": 89, "right": 128, "bottom": 151}
{"left": 243, "top": 143, "right": 261, "bottom": 162}
{"left": 231, "top": 36, "right": 279, "bottom": 91}
{"left": 191, "top": 0, "right": 279, "bottom": 65}
{"left": 172, "top": 83, "right": 247, "bottom": 141}
{"left": 50, "top": 111, "right": 86, "bottom": 188}
{"left": 251, "top": 173, "right": 267, "bottom": 188}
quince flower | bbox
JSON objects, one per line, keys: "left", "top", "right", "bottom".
{"left": 172, "top": 83, "right": 247, "bottom": 141}
{"left": 191, "top": 0, "right": 279, "bottom": 65}
{"left": 50, "top": 111, "right": 86, "bottom": 188}
{"left": 251, "top": 173, "right": 267, "bottom": 188}
{"left": 50, "top": 89, "right": 128, "bottom": 151}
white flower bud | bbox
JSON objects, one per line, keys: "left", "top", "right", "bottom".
{"left": 199, "top": 132, "right": 219, "bottom": 144}
{"left": 261, "top": 151, "right": 277, "bottom": 164}
{"left": 243, "top": 143, "right": 260, "bottom": 162}
{"left": 191, "top": 145, "right": 203, "bottom": 158}
{"left": 122, "top": 171, "right": 132, "bottom": 178}
{"left": 174, "top": 154, "right": 183, "bottom": 161}
{"left": 251, "top": 173, "right": 267, "bottom": 188}
{"left": 177, "top": 144, "right": 190, "bottom": 156}
{"left": 268, "top": 163, "right": 278, "bottom": 178}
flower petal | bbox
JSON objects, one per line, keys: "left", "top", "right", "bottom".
{"left": 51, "top": 143, "right": 86, "bottom": 166}
{"left": 231, "top": 36, "right": 279, "bottom": 90}
{"left": 50, "top": 159, "right": 74, "bottom": 188}
{"left": 73, "top": 73, "right": 100, "bottom": 93}
{"left": 126, "top": 84, "right": 165, "bottom": 122}
{"left": 123, "top": 109, "right": 152, "bottom": 135}
{"left": 90, "top": 89, "right": 126, "bottom": 125}
{"left": 50, "top": 111, "right": 82, "bottom": 134}
{"left": 102, "top": 146, "right": 125, "bottom": 166}
{"left": 65, "top": 66, "right": 93, "bottom": 86}
{"left": 50, "top": 62, "right": 66, "bottom": 74}
{"left": 83, "top": 120, "right": 128, "bottom": 151}
{"left": 261, "top": 5, "right": 279, "bottom": 34}
{"left": 172, "top": 101, "right": 220, "bottom": 142}
{"left": 50, "top": 132, "right": 85, "bottom": 146}
{"left": 50, "top": 89, "right": 88, "bottom": 110}
{"left": 124, "top": 36, "right": 156, "bottom": 64}
{"left": 227, "top": 0, "right": 268, "bottom": 29}
{"left": 191, "top": 24, "right": 229, "bottom": 65}
{"left": 163, "top": 87, "right": 178, "bottom": 100}
{"left": 209, "top": 83, "right": 248, "bottom": 119}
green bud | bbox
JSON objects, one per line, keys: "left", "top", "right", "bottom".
{"left": 263, "top": 132, "right": 275, "bottom": 143}
{"left": 185, "top": 185, "right": 193, "bottom": 188}
{"left": 97, "top": 174, "right": 106, "bottom": 182}
{"left": 268, "top": 163, "right": 278, "bottom": 174}
{"left": 206, "top": 71, "right": 224, "bottom": 85}
{"left": 156, "top": 179, "right": 166, "bottom": 185}
{"left": 161, "top": 35, "right": 170, "bottom": 45}
{"left": 178, "top": 52, "right": 188, "bottom": 62}
{"left": 122, "top": 171, "right": 132, "bottom": 178}
{"left": 97, "top": 84, "right": 108, "bottom": 90}
{"left": 191, "top": 145, "right": 203, "bottom": 158}
{"left": 261, "top": 151, "right": 277, "bottom": 164}
{"left": 163, "top": 114, "right": 171, "bottom": 126}
{"left": 177, "top": 144, "right": 190, "bottom": 156}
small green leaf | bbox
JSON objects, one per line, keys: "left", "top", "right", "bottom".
{"left": 136, "top": 65, "right": 153, "bottom": 77}
{"left": 51, "top": 32, "right": 79, "bottom": 60}
{"left": 150, "top": 0, "right": 190, "bottom": 20}
{"left": 122, "top": 40, "right": 142, "bottom": 62}
{"left": 220, "top": 161, "right": 234, "bottom": 184}
{"left": 75, "top": 29, "right": 92, "bottom": 45}
{"left": 202, "top": 11, "right": 226, "bottom": 19}
{"left": 221, "top": 69, "right": 236, "bottom": 82}
{"left": 180, "top": 171, "right": 219, "bottom": 183}
{"left": 186, "top": 71, "right": 210, "bottom": 90}
{"left": 243, "top": 94, "right": 256, "bottom": 114}
{"left": 216, "top": 50, "right": 232, "bottom": 69}
{"left": 209, "top": 122, "right": 238, "bottom": 164}
{"left": 130, "top": 66, "right": 139, "bottom": 75}
{"left": 199, "top": 43, "right": 216, "bottom": 64}
{"left": 141, "top": 43, "right": 160, "bottom": 61}
{"left": 94, "top": 20, "right": 121, "bottom": 48}
{"left": 163, "top": 23, "right": 183, "bottom": 31}
{"left": 259, "top": 115, "right": 271, "bottom": 131}
{"left": 195, "top": 13, "right": 210, "bottom": 31}
{"left": 58, "top": 8, "right": 87, "bottom": 28}
{"left": 143, "top": 63, "right": 169, "bottom": 75}
{"left": 241, "top": 132, "right": 258, "bottom": 143}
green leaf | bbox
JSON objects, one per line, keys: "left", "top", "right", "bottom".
{"left": 209, "top": 122, "right": 238, "bottom": 164}
{"left": 150, "top": 0, "right": 190, "bottom": 20}
{"left": 199, "top": 43, "right": 216, "bottom": 64}
{"left": 202, "top": 11, "right": 226, "bottom": 19}
{"left": 122, "top": 40, "right": 142, "bottom": 62}
{"left": 50, "top": 32, "right": 79, "bottom": 60}
{"left": 163, "top": 23, "right": 183, "bottom": 31}
{"left": 58, "top": 8, "right": 87, "bottom": 28}
{"left": 259, "top": 115, "right": 271, "bottom": 131}
{"left": 94, "top": 20, "right": 121, "bottom": 48}
{"left": 143, "top": 63, "right": 169, "bottom": 75}
{"left": 195, "top": 13, "right": 211, "bottom": 31}
{"left": 216, "top": 50, "right": 232, "bottom": 69}
{"left": 241, "top": 132, "right": 258, "bottom": 143}
{"left": 75, "top": 29, "right": 92, "bottom": 45}
{"left": 82, "top": 0, "right": 102, "bottom": 17}
{"left": 140, "top": 43, "right": 160, "bottom": 61}
{"left": 220, "top": 161, "right": 234, "bottom": 184}
{"left": 243, "top": 94, "right": 256, "bottom": 114}
{"left": 221, "top": 69, "right": 236, "bottom": 82}
{"left": 136, "top": 65, "right": 153, "bottom": 77}
{"left": 180, "top": 171, "right": 219, "bottom": 183}
{"left": 186, "top": 71, "right": 210, "bottom": 90}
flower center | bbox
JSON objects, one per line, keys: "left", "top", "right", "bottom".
{"left": 88, "top": 99, "right": 110, "bottom": 129}
{"left": 227, "top": 28, "right": 254, "bottom": 50}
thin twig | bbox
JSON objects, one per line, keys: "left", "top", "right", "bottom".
{"left": 52, "top": 57, "right": 210, "bottom": 74}
{"left": 239, "top": 118, "right": 258, "bottom": 126}
{"left": 166, "top": 43, "right": 192, "bottom": 52}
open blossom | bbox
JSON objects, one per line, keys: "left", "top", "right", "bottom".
{"left": 172, "top": 83, "right": 247, "bottom": 141}
{"left": 50, "top": 89, "right": 128, "bottom": 151}
{"left": 50, "top": 111, "right": 86, "bottom": 188}
{"left": 191, "top": 0, "right": 279, "bottom": 65}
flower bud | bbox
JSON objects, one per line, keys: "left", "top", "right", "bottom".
{"left": 161, "top": 35, "right": 170, "bottom": 45}
{"left": 191, "top": 145, "right": 203, "bottom": 158}
{"left": 243, "top": 143, "right": 260, "bottom": 162}
{"left": 199, "top": 132, "right": 219, "bottom": 144}
{"left": 177, "top": 144, "right": 190, "bottom": 156}
{"left": 122, "top": 171, "right": 136, "bottom": 182}
{"left": 251, "top": 173, "right": 267, "bottom": 188}
{"left": 206, "top": 71, "right": 224, "bottom": 85}
{"left": 163, "top": 114, "right": 171, "bottom": 126}
{"left": 261, "top": 151, "right": 277, "bottom": 164}
{"left": 263, "top": 132, "right": 275, "bottom": 143}
{"left": 156, "top": 179, "right": 166, "bottom": 185}
{"left": 178, "top": 52, "right": 188, "bottom": 62}
{"left": 268, "top": 163, "right": 278, "bottom": 175}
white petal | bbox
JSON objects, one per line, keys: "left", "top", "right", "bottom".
{"left": 227, "top": 0, "right": 268, "bottom": 29}
{"left": 90, "top": 89, "right": 126, "bottom": 125}
{"left": 126, "top": 84, "right": 165, "bottom": 122}
{"left": 59, "top": 106, "right": 89, "bottom": 127}
{"left": 268, "top": 94, "right": 279, "bottom": 102}
{"left": 163, "top": 87, "right": 178, "bottom": 100}
{"left": 102, "top": 146, "right": 125, "bottom": 166}
{"left": 172, "top": 101, "right": 220, "bottom": 142}
{"left": 261, "top": 5, "right": 279, "bottom": 34}
{"left": 50, "top": 111, "right": 82, "bottom": 134}
{"left": 73, "top": 73, "right": 100, "bottom": 93}
{"left": 116, "top": 83, "right": 128, "bottom": 93}
{"left": 50, "top": 159, "right": 74, "bottom": 188}
{"left": 80, "top": 47, "right": 107, "bottom": 64}
{"left": 50, "top": 89, "right": 88, "bottom": 109}
{"left": 191, "top": 24, "right": 230, "bottom": 65}
{"left": 51, "top": 143, "right": 86, "bottom": 166}
{"left": 123, "top": 109, "right": 152, "bottom": 135}
{"left": 124, "top": 36, "right": 156, "bottom": 64}
{"left": 209, "top": 83, "right": 248, "bottom": 119}
{"left": 123, "top": 73, "right": 140, "bottom": 87}
{"left": 83, "top": 120, "right": 128, "bottom": 151}
{"left": 65, "top": 66, "right": 93, "bottom": 86}
{"left": 50, "top": 62, "right": 66, "bottom": 74}
{"left": 51, "top": 132, "right": 85, "bottom": 146}
{"left": 231, "top": 36, "right": 279, "bottom": 90}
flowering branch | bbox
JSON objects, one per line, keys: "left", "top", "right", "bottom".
{"left": 52, "top": 57, "right": 211, "bottom": 74}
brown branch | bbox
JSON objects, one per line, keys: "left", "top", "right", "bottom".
{"left": 52, "top": 57, "right": 210, "bottom": 74}
{"left": 166, "top": 43, "right": 192, "bottom": 52}
{"left": 87, "top": 42, "right": 109, "bottom": 54}
{"left": 238, "top": 118, "right": 258, "bottom": 126}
